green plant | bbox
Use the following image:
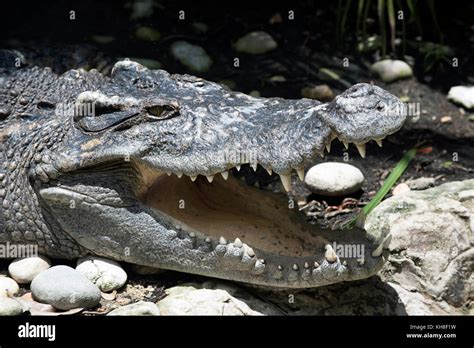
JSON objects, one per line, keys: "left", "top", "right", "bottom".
{"left": 418, "top": 42, "right": 453, "bottom": 73}
{"left": 336, "top": 0, "right": 443, "bottom": 57}
{"left": 342, "top": 146, "right": 417, "bottom": 230}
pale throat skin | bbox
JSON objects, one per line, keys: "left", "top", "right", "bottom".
{"left": 0, "top": 59, "right": 406, "bottom": 288}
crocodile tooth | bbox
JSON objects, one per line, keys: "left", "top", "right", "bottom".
{"left": 295, "top": 168, "right": 305, "bottom": 181}
{"left": 246, "top": 247, "right": 255, "bottom": 257}
{"left": 375, "top": 139, "right": 383, "bottom": 147}
{"left": 189, "top": 232, "right": 196, "bottom": 238}
{"left": 253, "top": 182, "right": 260, "bottom": 188}
{"left": 325, "top": 244, "right": 338, "bottom": 263}
{"left": 372, "top": 234, "right": 392, "bottom": 257}
{"left": 221, "top": 171, "right": 229, "bottom": 180}
{"left": 219, "top": 236, "right": 227, "bottom": 245}
{"left": 371, "top": 243, "right": 383, "bottom": 257}
{"left": 205, "top": 237, "right": 211, "bottom": 243}
{"left": 206, "top": 175, "right": 214, "bottom": 183}
{"left": 234, "top": 238, "right": 243, "bottom": 247}
{"left": 251, "top": 163, "right": 257, "bottom": 171}
{"left": 166, "top": 172, "right": 171, "bottom": 176}
{"left": 325, "top": 143, "right": 331, "bottom": 153}
{"left": 355, "top": 143, "right": 366, "bottom": 158}
{"left": 265, "top": 167, "right": 272, "bottom": 175}
{"left": 304, "top": 262, "right": 309, "bottom": 269}
{"left": 190, "top": 175, "right": 197, "bottom": 182}
{"left": 252, "top": 259, "right": 265, "bottom": 274}
{"left": 314, "top": 261, "right": 320, "bottom": 268}
{"left": 292, "top": 264, "right": 299, "bottom": 271}
{"left": 279, "top": 173, "right": 292, "bottom": 192}
{"left": 176, "top": 172, "right": 183, "bottom": 178}
{"left": 236, "top": 165, "right": 241, "bottom": 171}
{"left": 343, "top": 141, "right": 349, "bottom": 149}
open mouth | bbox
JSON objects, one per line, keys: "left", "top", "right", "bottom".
{"left": 133, "top": 158, "right": 389, "bottom": 287}
{"left": 145, "top": 165, "right": 326, "bottom": 258}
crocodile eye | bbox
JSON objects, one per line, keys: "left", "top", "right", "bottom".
{"left": 144, "top": 103, "right": 180, "bottom": 121}
{"left": 376, "top": 103, "right": 385, "bottom": 111}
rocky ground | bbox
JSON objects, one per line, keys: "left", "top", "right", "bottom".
{"left": 1, "top": 1, "right": 473, "bottom": 315}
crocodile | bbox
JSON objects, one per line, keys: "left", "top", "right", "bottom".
{"left": 0, "top": 57, "right": 406, "bottom": 288}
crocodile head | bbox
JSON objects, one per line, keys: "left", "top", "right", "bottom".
{"left": 38, "top": 60, "right": 406, "bottom": 288}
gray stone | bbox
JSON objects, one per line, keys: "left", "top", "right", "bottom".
{"left": 0, "top": 297, "right": 24, "bottom": 316}
{"left": 8, "top": 255, "right": 51, "bottom": 284}
{"left": 31, "top": 265, "right": 101, "bottom": 310}
{"left": 170, "top": 41, "right": 212, "bottom": 73}
{"left": 0, "top": 276, "right": 19, "bottom": 297}
{"left": 370, "top": 59, "right": 413, "bottom": 83}
{"left": 366, "top": 179, "right": 474, "bottom": 308}
{"left": 234, "top": 31, "right": 277, "bottom": 55}
{"left": 107, "top": 301, "right": 160, "bottom": 316}
{"left": 76, "top": 256, "right": 127, "bottom": 292}
{"left": 304, "top": 162, "right": 365, "bottom": 196}
{"left": 135, "top": 27, "right": 161, "bottom": 42}
{"left": 405, "top": 177, "right": 436, "bottom": 190}
{"left": 448, "top": 86, "right": 474, "bottom": 109}
{"left": 301, "top": 84, "right": 334, "bottom": 102}
{"left": 157, "top": 282, "right": 263, "bottom": 315}
{"left": 129, "top": 0, "right": 155, "bottom": 20}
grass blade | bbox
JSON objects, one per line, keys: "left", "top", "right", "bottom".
{"left": 342, "top": 146, "right": 417, "bottom": 230}
{"left": 387, "top": 0, "right": 396, "bottom": 52}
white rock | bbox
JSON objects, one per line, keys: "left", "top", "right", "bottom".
{"left": 107, "top": 301, "right": 160, "bottom": 316}
{"left": 0, "top": 297, "right": 24, "bottom": 316}
{"left": 370, "top": 59, "right": 413, "bottom": 83}
{"left": 392, "top": 183, "right": 411, "bottom": 196}
{"left": 8, "top": 255, "right": 51, "bottom": 284}
{"left": 234, "top": 31, "right": 277, "bottom": 55}
{"left": 170, "top": 41, "right": 212, "bottom": 72}
{"left": 304, "top": 162, "right": 365, "bottom": 196}
{"left": 447, "top": 86, "right": 474, "bottom": 109}
{"left": 0, "top": 276, "right": 19, "bottom": 297}
{"left": 158, "top": 284, "right": 262, "bottom": 315}
{"left": 76, "top": 256, "right": 127, "bottom": 292}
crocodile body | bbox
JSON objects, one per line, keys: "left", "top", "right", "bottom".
{"left": 0, "top": 57, "right": 407, "bottom": 288}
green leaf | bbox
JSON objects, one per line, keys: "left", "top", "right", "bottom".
{"left": 342, "top": 146, "right": 417, "bottom": 230}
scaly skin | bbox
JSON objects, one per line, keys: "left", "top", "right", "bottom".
{"left": 0, "top": 59, "right": 406, "bottom": 288}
